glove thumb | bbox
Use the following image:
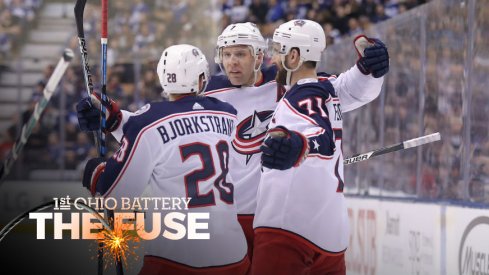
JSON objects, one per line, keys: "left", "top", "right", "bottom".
{"left": 89, "top": 93, "right": 102, "bottom": 110}
{"left": 354, "top": 35, "right": 374, "bottom": 58}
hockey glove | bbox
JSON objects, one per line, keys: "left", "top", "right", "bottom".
{"left": 82, "top": 157, "right": 106, "bottom": 196}
{"left": 76, "top": 93, "right": 122, "bottom": 133}
{"left": 354, "top": 35, "right": 389, "bottom": 78}
{"left": 260, "top": 126, "right": 309, "bottom": 170}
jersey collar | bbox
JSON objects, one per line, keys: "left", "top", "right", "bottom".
{"left": 297, "top": 78, "right": 318, "bottom": 85}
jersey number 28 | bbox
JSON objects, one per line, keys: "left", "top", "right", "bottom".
{"left": 180, "top": 141, "right": 233, "bottom": 208}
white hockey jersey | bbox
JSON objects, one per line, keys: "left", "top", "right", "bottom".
{"left": 96, "top": 96, "right": 247, "bottom": 268}
{"left": 112, "top": 65, "right": 383, "bottom": 216}
{"left": 203, "top": 66, "right": 283, "bottom": 215}
{"left": 253, "top": 70, "right": 383, "bottom": 253}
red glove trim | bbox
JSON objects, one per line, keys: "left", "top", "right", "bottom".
{"left": 90, "top": 162, "right": 106, "bottom": 196}
{"left": 292, "top": 131, "right": 310, "bottom": 167}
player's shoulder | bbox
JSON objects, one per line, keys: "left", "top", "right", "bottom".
{"left": 206, "top": 73, "right": 236, "bottom": 92}
{"left": 317, "top": 71, "right": 337, "bottom": 81}
{"left": 287, "top": 79, "right": 336, "bottom": 103}
{"left": 260, "top": 65, "right": 278, "bottom": 85}
{"left": 202, "top": 96, "right": 238, "bottom": 116}
{"left": 121, "top": 101, "right": 173, "bottom": 138}
{"left": 205, "top": 65, "right": 277, "bottom": 92}
{"left": 123, "top": 97, "right": 237, "bottom": 135}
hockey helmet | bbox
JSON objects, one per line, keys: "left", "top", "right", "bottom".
{"left": 157, "top": 44, "right": 210, "bottom": 95}
{"left": 214, "top": 22, "right": 267, "bottom": 64}
{"left": 272, "top": 19, "right": 326, "bottom": 62}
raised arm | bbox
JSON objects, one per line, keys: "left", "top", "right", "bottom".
{"left": 329, "top": 36, "right": 389, "bottom": 113}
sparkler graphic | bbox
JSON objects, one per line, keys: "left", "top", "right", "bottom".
{"left": 97, "top": 215, "right": 141, "bottom": 269}
{"left": 74, "top": 201, "right": 141, "bottom": 270}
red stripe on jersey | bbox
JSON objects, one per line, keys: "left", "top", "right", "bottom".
{"left": 254, "top": 72, "right": 265, "bottom": 86}
{"left": 104, "top": 110, "right": 237, "bottom": 197}
{"left": 254, "top": 227, "right": 346, "bottom": 256}
{"left": 308, "top": 153, "right": 334, "bottom": 160}
{"left": 283, "top": 99, "right": 320, "bottom": 126}
{"left": 141, "top": 254, "right": 250, "bottom": 273}
{"left": 232, "top": 134, "right": 265, "bottom": 147}
{"left": 318, "top": 75, "right": 337, "bottom": 81}
{"left": 232, "top": 139, "right": 262, "bottom": 154}
{"left": 233, "top": 132, "right": 266, "bottom": 144}
{"left": 232, "top": 138, "right": 263, "bottom": 150}
{"left": 305, "top": 129, "right": 325, "bottom": 137}
{"left": 231, "top": 146, "right": 261, "bottom": 155}
{"left": 333, "top": 128, "right": 342, "bottom": 140}
{"left": 205, "top": 87, "right": 237, "bottom": 96}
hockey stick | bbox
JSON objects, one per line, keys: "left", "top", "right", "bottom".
{"left": 74, "top": 0, "right": 101, "bottom": 155}
{"left": 344, "top": 132, "right": 441, "bottom": 165}
{"left": 0, "top": 200, "right": 56, "bottom": 243}
{"left": 74, "top": 1, "right": 105, "bottom": 273}
{"left": 0, "top": 49, "right": 74, "bottom": 184}
{"left": 99, "top": 0, "right": 108, "bottom": 156}
{"left": 100, "top": 1, "right": 123, "bottom": 273}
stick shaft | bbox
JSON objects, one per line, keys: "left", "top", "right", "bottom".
{"left": 74, "top": 0, "right": 101, "bottom": 154}
{"left": 99, "top": 0, "right": 108, "bottom": 157}
{"left": 0, "top": 201, "right": 55, "bottom": 243}
{"left": 0, "top": 51, "right": 73, "bottom": 183}
{"left": 344, "top": 132, "right": 441, "bottom": 165}
{"left": 100, "top": 2, "right": 122, "bottom": 273}
{"left": 74, "top": 1, "right": 104, "bottom": 273}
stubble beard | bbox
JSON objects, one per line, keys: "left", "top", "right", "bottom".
{"left": 276, "top": 66, "right": 288, "bottom": 86}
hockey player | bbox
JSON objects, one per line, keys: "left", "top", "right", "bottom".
{"left": 77, "top": 22, "right": 389, "bottom": 261}
{"left": 81, "top": 44, "right": 249, "bottom": 275}
{"left": 252, "top": 19, "right": 389, "bottom": 274}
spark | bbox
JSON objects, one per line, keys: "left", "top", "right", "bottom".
{"left": 95, "top": 215, "right": 141, "bottom": 270}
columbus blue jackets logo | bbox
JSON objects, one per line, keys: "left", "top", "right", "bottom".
{"left": 232, "top": 110, "right": 274, "bottom": 160}
{"left": 294, "top": 20, "right": 306, "bottom": 27}
{"left": 134, "top": 103, "right": 150, "bottom": 115}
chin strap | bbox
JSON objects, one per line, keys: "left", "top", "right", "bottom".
{"left": 248, "top": 48, "right": 263, "bottom": 86}
{"left": 251, "top": 57, "right": 261, "bottom": 86}
{"left": 281, "top": 55, "right": 303, "bottom": 86}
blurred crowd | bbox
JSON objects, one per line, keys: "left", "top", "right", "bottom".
{"left": 0, "top": 0, "right": 42, "bottom": 70}
{"left": 2, "top": 0, "right": 488, "bottom": 204}
{"left": 220, "top": 0, "right": 427, "bottom": 46}
{"left": 1, "top": 0, "right": 218, "bottom": 175}
{"left": 338, "top": 0, "right": 489, "bottom": 203}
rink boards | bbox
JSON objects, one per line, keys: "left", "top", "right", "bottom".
{"left": 346, "top": 196, "right": 489, "bottom": 275}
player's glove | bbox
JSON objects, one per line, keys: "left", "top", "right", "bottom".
{"left": 260, "top": 126, "right": 309, "bottom": 170}
{"left": 354, "top": 35, "right": 389, "bottom": 78}
{"left": 76, "top": 93, "right": 122, "bottom": 133}
{"left": 82, "top": 157, "right": 106, "bottom": 196}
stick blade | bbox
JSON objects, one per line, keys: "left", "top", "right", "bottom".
{"left": 403, "top": 132, "right": 441, "bottom": 149}
{"left": 74, "top": 0, "right": 87, "bottom": 37}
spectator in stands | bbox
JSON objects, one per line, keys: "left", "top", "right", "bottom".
{"left": 265, "top": 0, "right": 284, "bottom": 23}
{"left": 0, "top": 9, "right": 21, "bottom": 57}
{"left": 249, "top": 0, "right": 268, "bottom": 24}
